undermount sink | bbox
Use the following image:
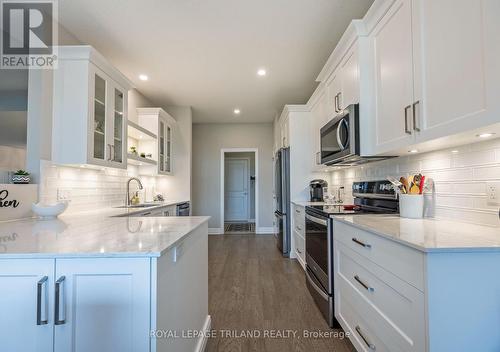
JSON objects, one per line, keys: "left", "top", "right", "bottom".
{"left": 115, "top": 204, "right": 156, "bottom": 209}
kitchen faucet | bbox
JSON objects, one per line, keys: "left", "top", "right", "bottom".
{"left": 126, "top": 177, "right": 144, "bottom": 206}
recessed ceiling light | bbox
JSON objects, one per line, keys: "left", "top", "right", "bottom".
{"left": 451, "top": 150, "right": 459, "bottom": 154}
{"left": 139, "top": 74, "right": 148, "bottom": 81}
{"left": 477, "top": 133, "right": 495, "bottom": 138}
{"left": 409, "top": 149, "right": 418, "bottom": 153}
{"left": 257, "top": 69, "right": 267, "bottom": 77}
{"left": 233, "top": 108, "right": 241, "bottom": 115}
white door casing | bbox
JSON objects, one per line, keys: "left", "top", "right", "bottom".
{"left": 224, "top": 158, "right": 250, "bottom": 222}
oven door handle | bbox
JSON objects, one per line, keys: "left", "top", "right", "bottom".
{"left": 305, "top": 214, "right": 328, "bottom": 226}
{"left": 306, "top": 269, "right": 328, "bottom": 300}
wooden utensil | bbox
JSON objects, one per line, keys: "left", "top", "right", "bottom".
{"left": 399, "top": 177, "right": 408, "bottom": 194}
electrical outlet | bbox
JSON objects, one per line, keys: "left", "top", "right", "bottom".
{"left": 57, "top": 189, "right": 71, "bottom": 201}
{"left": 486, "top": 182, "right": 500, "bottom": 205}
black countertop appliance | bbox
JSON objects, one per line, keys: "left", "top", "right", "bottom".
{"left": 309, "top": 179, "right": 328, "bottom": 202}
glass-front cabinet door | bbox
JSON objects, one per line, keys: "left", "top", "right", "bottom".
{"left": 90, "top": 66, "right": 127, "bottom": 169}
{"left": 112, "top": 87, "right": 125, "bottom": 165}
{"left": 93, "top": 74, "right": 107, "bottom": 161}
{"left": 159, "top": 120, "right": 165, "bottom": 173}
{"left": 157, "top": 119, "right": 172, "bottom": 175}
{"left": 166, "top": 125, "right": 172, "bottom": 173}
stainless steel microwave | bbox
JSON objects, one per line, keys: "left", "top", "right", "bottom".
{"left": 320, "top": 104, "right": 393, "bottom": 166}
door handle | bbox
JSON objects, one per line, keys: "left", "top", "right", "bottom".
{"left": 404, "top": 105, "right": 412, "bottom": 135}
{"left": 54, "top": 276, "right": 66, "bottom": 325}
{"left": 412, "top": 100, "right": 420, "bottom": 132}
{"left": 36, "top": 276, "right": 48, "bottom": 325}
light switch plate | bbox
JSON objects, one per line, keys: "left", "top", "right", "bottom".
{"left": 486, "top": 182, "right": 500, "bottom": 205}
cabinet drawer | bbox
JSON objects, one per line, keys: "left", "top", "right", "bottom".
{"left": 293, "top": 230, "right": 305, "bottom": 263}
{"left": 335, "top": 241, "right": 425, "bottom": 350}
{"left": 334, "top": 220, "right": 424, "bottom": 291}
{"left": 337, "top": 272, "right": 424, "bottom": 352}
{"left": 293, "top": 205, "right": 305, "bottom": 236}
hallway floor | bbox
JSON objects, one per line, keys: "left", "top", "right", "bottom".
{"left": 206, "top": 234, "right": 356, "bottom": 352}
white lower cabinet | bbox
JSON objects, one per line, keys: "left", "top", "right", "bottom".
{"left": 335, "top": 242, "right": 425, "bottom": 352}
{"left": 53, "top": 258, "right": 151, "bottom": 352}
{"left": 334, "top": 219, "right": 500, "bottom": 351}
{"left": 0, "top": 259, "right": 54, "bottom": 352}
{"left": 291, "top": 204, "right": 306, "bottom": 269}
{"left": 0, "top": 224, "right": 209, "bottom": 352}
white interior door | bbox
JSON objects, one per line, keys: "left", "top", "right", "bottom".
{"left": 225, "top": 158, "right": 249, "bottom": 222}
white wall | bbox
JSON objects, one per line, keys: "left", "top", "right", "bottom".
{"left": 328, "top": 138, "right": 500, "bottom": 227}
{"left": 192, "top": 123, "right": 274, "bottom": 230}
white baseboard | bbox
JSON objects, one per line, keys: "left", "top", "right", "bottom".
{"left": 208, "top": 228, "right": 223, "bottom": 235}
{"left": 256, "top": 227, "right": 274, "bottom": 234}
{"left": 195, "top": 315, "right": 211, "bottom": 352}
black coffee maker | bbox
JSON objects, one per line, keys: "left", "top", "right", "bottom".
{"left": 309, "top": 179, "right": 328, "bottom": 202}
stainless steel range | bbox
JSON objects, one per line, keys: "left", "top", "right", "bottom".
{"left": 305, "top": 180, "right": 399, "bottom": 328}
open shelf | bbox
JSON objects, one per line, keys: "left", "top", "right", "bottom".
{"left": 127, "top": 153, "right": 157, "bottom": 166}
{"left": 128, "top": 120, "right": 157, "bottom": 141}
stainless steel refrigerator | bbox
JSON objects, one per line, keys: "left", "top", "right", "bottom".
{"left": 274, "top": 147, "right": 290, "bottom": 257}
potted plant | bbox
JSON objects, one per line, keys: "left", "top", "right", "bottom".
{"left": 11, "top": 170, "right": 31, "bottom": 184}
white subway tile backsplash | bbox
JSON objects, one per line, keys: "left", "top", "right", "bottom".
{"left": 329, "top": 138, "right": 500, "bottom": 226}
{"left": 39, "top": 160, "right": 173, "bottom": 214}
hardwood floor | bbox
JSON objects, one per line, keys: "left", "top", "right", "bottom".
{"left": 206, "top": 234, "right": 356, "bottom": 352}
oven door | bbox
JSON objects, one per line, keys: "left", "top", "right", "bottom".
{"left": 305, "top": 211, "right": 332, "bottom": 294}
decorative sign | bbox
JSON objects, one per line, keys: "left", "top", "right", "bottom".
{"left": 0, "top": 184, "right": 38, "bottom": 221}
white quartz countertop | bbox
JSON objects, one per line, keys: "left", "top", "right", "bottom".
{"left": 0, "top": 204, "right": 209, "bottom": 258}
{"left": 334, "top": 215, "right": 500, "bottom": 253}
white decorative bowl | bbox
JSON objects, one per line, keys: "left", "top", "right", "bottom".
{"left": 32, "top": 202, "right": 69, "bottom": 220}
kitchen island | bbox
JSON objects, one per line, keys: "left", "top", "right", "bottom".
{"left": 0, "top": 212, "right": 210, "bottom": 352}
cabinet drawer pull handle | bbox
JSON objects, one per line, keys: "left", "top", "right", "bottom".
{"left": 296, "top": 226, "right": 302, "bottom": 231}
{"left": 334, "top": 93, "right": 340, "bottom": 113}
{"left": 404, "top": 105, "right": 412, "bottom": 134}
{"left": 141, "top": 212, "right": 152, "bottom": 216}
{"left": 337, "top": 92, "right": 342, "bottom": 111}
{"left": 412, "top": 100, "right": 420, "bottom": 132}
{"left": 354, "top": 275, "right": 374, "bottom": 292}
{"left": 352, "top": 238, "right": 371, "bottom": 248}
{"left": 295, "top": 209, "right": 301, "bottom": 213}
{"left": 296, "top": 248, "right": 302, "bottom": 254}
{"left": 36, "top": 276, "right": 48, "bottom": 325}
{"left": 355, "top": 325, "right": 376, "bottom": 350}
{"left": 54, "top": 276, "right": 66, "bottom": 325}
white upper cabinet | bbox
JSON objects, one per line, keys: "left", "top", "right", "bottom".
{"left": 339, "top": 48, "right": 360, "bottom": 110}
{"left": 413, "top": 0, "right": 500, "bottom": 142}
{"left": 52, "top": 46, "right": 133, "bottom": 169}
{"left": 371, "top": 0, "right": 415, "bottom": 153}
{"left": 136, "top": 108, "right": 176, "bottom": 176}
{"left": 365, "top": 0, "right": 500, "bottom": 155}
{"left": 325, "top": 45, "right": 360, "bottom": 119}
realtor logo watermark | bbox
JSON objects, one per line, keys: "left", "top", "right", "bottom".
{"left": 0, "top": 0, "right": 58, "bottom": 68}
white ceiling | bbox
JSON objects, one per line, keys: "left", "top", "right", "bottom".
{"left": 58, "top": 0, "right": 373, "bottom": 123}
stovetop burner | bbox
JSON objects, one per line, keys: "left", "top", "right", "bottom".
{"left": 306, "top": 180, "right": 400, "bottom": 218}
